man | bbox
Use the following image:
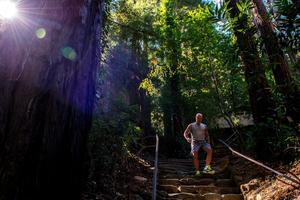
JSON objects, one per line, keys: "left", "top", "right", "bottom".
{"left": 183, "top": 113, "right": 215, "bottom": 176}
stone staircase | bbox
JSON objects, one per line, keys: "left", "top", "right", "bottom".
{"left": 155, "top": 145, "right": 243, "bottom": 200}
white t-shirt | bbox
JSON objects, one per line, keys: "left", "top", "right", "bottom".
{"left": 190, "top": 122, "right": 206, "bottom": 141}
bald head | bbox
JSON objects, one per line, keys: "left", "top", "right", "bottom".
{"left": 195, "top": 113, "right": 203, "bottom": 124}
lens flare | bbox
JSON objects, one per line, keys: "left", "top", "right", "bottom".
{"left": 36, "top": 28, "right": 46, "bottom": 39}
{"left": 0, "top": 0, "right": 18, "bottom": 19}
{"left": 61, "top": 47, "right": 77, "bottom": 61}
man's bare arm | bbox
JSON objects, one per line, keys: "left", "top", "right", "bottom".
{"left": 183, "top": 124, "right": 192, "bottom": 141}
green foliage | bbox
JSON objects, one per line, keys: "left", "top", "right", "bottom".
{"left": 98, "top": 0, "right": 299, "bottom": 160}
{"left": 88, "top": 96, "right": 143, "bottom": 182}
{"left": 210, "top": 0, "right": 255, "bottom": 33}
{"left": 272, "top": 0, "right": 300, "bottom": 52}
{"left": 91, "top": 101, "right": 141, "bottom": 150}
{"left": 244, "top": 119, "right": 299, "bottom": 161}
{"left": 142, "top": 0, "right": 250, "bottom": 130}
{"left": 105, "top": 0, "right": 242, "bottom": 150}
{"left": 87, "top": 111, "right": 143, "bottom": 195}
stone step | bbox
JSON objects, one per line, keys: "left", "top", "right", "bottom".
{"left": 215, "top": 179, "right": 235, "bottom": 187}
{"left": 159, "top": 159, "right": 193, "bottom": 163}
{"left": 158, "top": 178, "right": 180, "bottom": 186}
{"left": 159, "top": 161, "right": 194, "bottom": 164}
{"left": 178, "top": 185, "right": 215, "bottom": 194}
{"left": 159, "top": 166, "right": 226, "bottom": 172}
{"left": 201, "top": 193, "right": 244, "bottom": 200}
{"left": 155, "top": 153, "right": 243, "bottom": 199}
{"left": 203, "top": 193, "right": 222, "bottom": 200}
{"left": 158, "top": 169, "right": 190, "bottom": 174}
{"left": 158, "top": 171, "right": 191, "bottom": 176}
{"left": 177, "top": 185, "right": 240, "bottom": 195}
{"left": 160, "top": 157, "right": 229, "bottom": 170}
{"left": 159, "top": 172, "right": 231, "bottom": 179}
{"left": 179, "top": 178, "right": 215, "bottom": 185}
{"left": 158, "top": 163, "right": 193, "bottom": 166}
{"left": 164, "top": 193, "right": 244, "bottom": 200}
{"left": 173, "top": 178, "right": 234, "bottom": 187}
{"left": 159, "top": 167, "right": 192, "bottom": 172}
{"left": 167, "top": 192, "right": 198, "bottom": 199}
{"left": 159, "top": 166, "right": 193, "bottom": 171}
{"left": 218, "top": 187, "right": 240, "bottom": 194}
{"left": 158, "top": 185, "right": 179, "bottom": 193}
{"left": 222, "top": 194, "right": 244, "bottom": 200}
{"left": 159, "top": 158, "right": 227, "bottom": 163}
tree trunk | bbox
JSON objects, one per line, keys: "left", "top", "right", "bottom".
{"left": 0, "top": 0, "right": 104, "bottom": 199}
{"left": 129, "top": 33, "right": 154, "bottom": 136}
{"left": 140, "top": 38, "right": 154, "bottom": 136}
{"left": 226, "top": 0, "right": 278, "bottom": 159}
{"left": 162, "top": 0, "right": 183, "bottom": 137}
{"left": 139, "top": 89, "right": 153, "bottom": 136}
{"left": 226, "top": 0, "right": 276, "bottom": 124}
{"left": 253, "top": 0, "right": 300, "bottom": 125}
{"left": 170, "top": 72, "right": 184, "bottom": 136}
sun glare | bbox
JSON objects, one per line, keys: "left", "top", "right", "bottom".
{"left": 0, "top": 0, "right": 17, "bottom": 19}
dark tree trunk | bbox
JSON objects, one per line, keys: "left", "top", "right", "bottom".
{"left": 0, "top": 0, "right": 104, "bottom": 199}
{"left": 226, "top": 0, "right": 276, "bottom": 124}
{"left": 162, "top": 0, "right": 183, "bottom": 137}
{"left": 170, "top": 71, "right": 184, "bottom": 136}
{"left": 162, "top": 71, "right": 183, "bottom": 137}
{"left": 139, "top": 89, "right": 153, "bottom": 136}
{"left": 140, "top": 38, "right": 154, "bottom": 136}
{"left": 226, "top": 0, "right": 278, "bottom": 159}
{"left": 253, "top": 0, "right": 300, "bottom": 125}
{"left": 128, "top": 33, "right": 154, "bottom": 136}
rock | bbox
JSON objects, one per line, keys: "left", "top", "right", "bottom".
{"left": 240, "top": 179, "right": 260, "bottom": 195}
{"left": 256, "top": 193, "right": 263, "bottom": 200}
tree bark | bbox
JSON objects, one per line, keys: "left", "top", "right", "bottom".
{"left": 0, "top": 0, "right": 104, "bottom": 199}
{"left": 252, "top": 0, "right": 300, "bottom": 125}
{"left": 129, "top": 33, "right": 154, "bottom": 136}
{"left": 162, "top": 0, "right": 183, "bottom": 137}
{"left": 226, "top": 0, "right": 276, "bottom": 123}
{"left": 139, "top": 89, "right": 153, "bottom": 136}
{"left": 226, "top": 0, "right": 279, "bottom": 159}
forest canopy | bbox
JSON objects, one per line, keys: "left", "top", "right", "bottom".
{"left": 95, "top": 0, "right": 299, "bottom": 159}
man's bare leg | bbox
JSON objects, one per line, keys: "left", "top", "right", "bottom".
{"left": 202, "top": 146, "right": 215, "bottom": 174}
{"left": 202, "top": 146, "right": 212, "bottom": 166}
{"left": 192, "top": 151, "right": 200, "bottom": 171}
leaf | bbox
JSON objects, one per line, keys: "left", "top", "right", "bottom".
{"left": 236, "top": 2, "right": 243, "bottom": 13}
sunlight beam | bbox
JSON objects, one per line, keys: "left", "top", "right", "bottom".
{"left": 0, "top": 0, "right": 18, "bottom": 19}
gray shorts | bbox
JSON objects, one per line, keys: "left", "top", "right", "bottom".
{"left": 191, "top": 140, "right": 211, "bottom": 153}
